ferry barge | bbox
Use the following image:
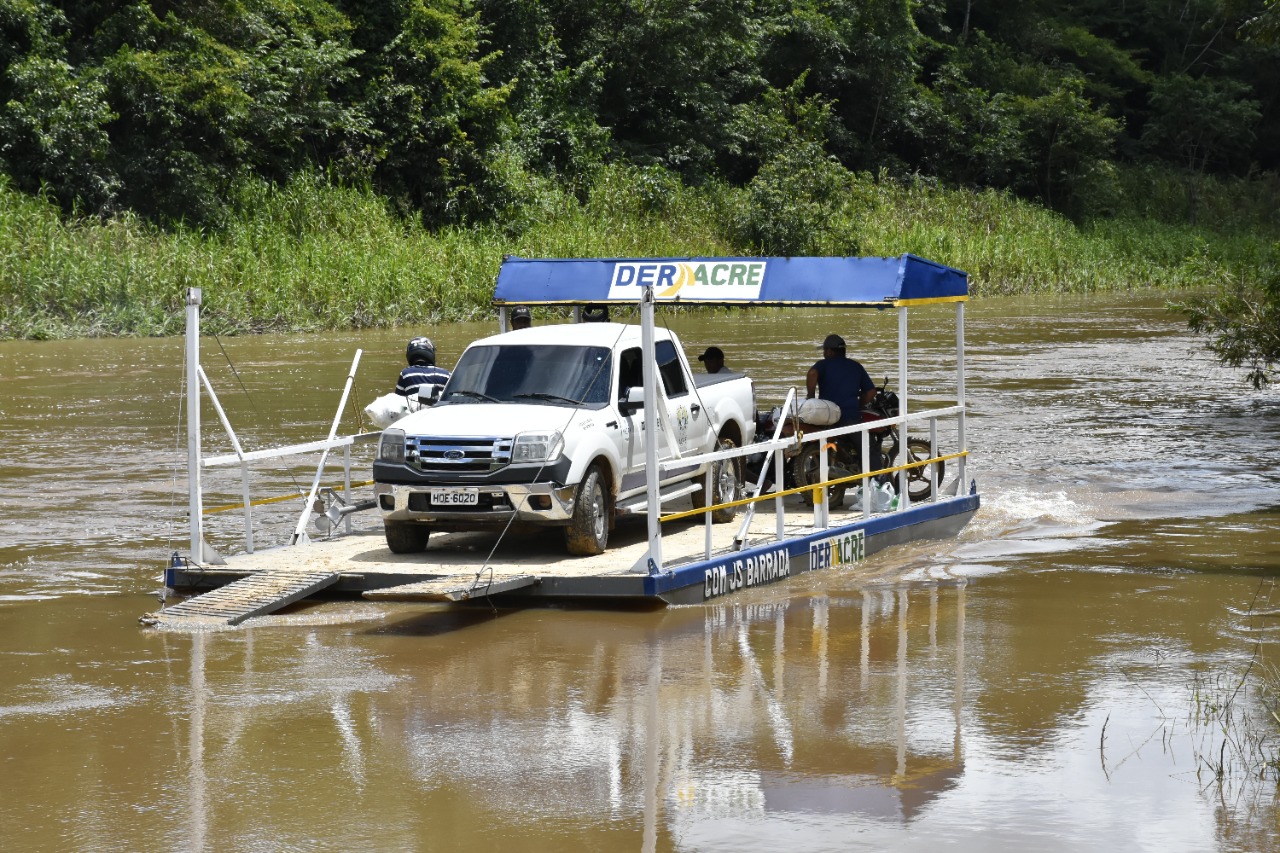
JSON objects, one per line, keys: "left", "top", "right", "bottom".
{"left": 144, "top": 254, "right": 978, "bottom": 626}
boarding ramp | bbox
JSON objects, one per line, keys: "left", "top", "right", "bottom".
{"left": 363, "top": 572, "right": 538, "bottom": 602}
{"left": 139, "top": 570, "right": 342, "bottom": 627}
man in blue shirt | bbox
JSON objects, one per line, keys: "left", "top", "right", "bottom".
{"left": 806, "top": 334, "right": 875, "bottom": 427}
{"left": 396, "top": 337, "right": 451, "bottom": 399}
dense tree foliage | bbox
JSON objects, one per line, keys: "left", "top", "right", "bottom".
{"left": 1171, "top": 0, "right": 1280, "bottom": 387}
{"left": 1178, "top": 264, "right": 1280, "bottom": 388}
{"left": 1, "top": 0, "right": 1277, "bottom": 229}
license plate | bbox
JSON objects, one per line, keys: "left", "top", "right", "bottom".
{"left": 430, "top": 488, "right": 479, "bottom": 506}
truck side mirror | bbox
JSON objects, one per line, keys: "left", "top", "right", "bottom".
{"left": 417, "top": 384, "right": 443, "bottom": 407}
{"left": 619, "top": 386, "right": 645, "bottom": 414}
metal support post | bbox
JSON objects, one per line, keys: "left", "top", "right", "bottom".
{"left": 291, "top": 350, "right": 363, "bottom": 545}
{"left": 898, "top": 306, "right": 909, "bottom": 509}
{"left": 186, "top": 288, "right": 204, "bottom": 564}
{"left": 956, "top": 301, "right": 967, "bottom": 488}
{"left": 197, "top": 365, "right": 254, "bottom": 552}
{"left": 640, "top": 289, "right": 663, "bottom": 573}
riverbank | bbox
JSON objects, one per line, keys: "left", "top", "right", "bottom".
{"left": 1, "top": 165, "right": 1276, "bottom": 340}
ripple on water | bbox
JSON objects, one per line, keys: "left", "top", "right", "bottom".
{"left": 0, "top": 674, "right": 134, "bottom": 718}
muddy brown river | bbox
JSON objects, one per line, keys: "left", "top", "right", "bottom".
{"left": 2, "top": 293, "right": 1280, "bottom": 851}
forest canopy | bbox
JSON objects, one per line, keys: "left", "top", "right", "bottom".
{"left": 1, "top": 0, "right": 1278, "bottom": 229}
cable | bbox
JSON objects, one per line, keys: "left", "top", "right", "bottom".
{"left": 208, "top": 330, "right": 306, "bottom": 496}
{"left": 165, "top": 346, "right": 187, "bottom": 560}
{"left": 162, "top": 347, "right": 192, "bottom": 610}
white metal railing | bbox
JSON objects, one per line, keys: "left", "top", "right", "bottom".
{"left": 202, "top": 431, "right": 381, "bottom": 554}
{"left": 659, "top": 399, "right": 968, "bottom": 560}
{"left": 195, "top": 348, "right": 380, "bottom": 554}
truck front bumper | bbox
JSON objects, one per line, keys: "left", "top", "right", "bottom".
{"left": 375, "top": 481, "right": 578, "bottom": 525}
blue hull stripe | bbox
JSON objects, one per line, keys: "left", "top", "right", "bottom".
{"left": 643, "top": 493, "right": 981, "bottom": 597}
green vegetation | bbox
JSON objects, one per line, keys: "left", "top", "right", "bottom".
{"left": 2, "top": 162, "right": 1275, "bottom": 339}
{"left": 4, "top": 1, "right": 1278, "bottom": 228}
{"left": 1, "top": 1, "right": 1278, "bottom": 342}
{"left": 1175, "top": 261, "right": 1280, "bottom": 389}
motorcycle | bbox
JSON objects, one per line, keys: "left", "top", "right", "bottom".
{"left": 750, "top": 380, "right": 944, "bottom": 508}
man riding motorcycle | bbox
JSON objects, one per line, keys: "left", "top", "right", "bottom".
{"left": 807, "top": 333, "right": 876, "bottom": 428}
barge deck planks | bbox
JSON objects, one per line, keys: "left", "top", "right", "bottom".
{"left": 163, "top": 499, "right": 821, "bottom": 594}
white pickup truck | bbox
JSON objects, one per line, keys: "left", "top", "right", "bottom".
{"left": 372, "top": 322, "right": 756, "bottom": 555}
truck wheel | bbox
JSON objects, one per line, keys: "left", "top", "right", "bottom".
{"left": 691, "top": 438, "right": 741, "bottom": 523}
{"left": 565, "top": 466, "right": 609, "bottom": 556}
{"left": 385, "top": 521, "right": 430, "bottom": 554}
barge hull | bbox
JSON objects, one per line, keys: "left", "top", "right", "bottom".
{"left": 161, "top": 493, "right": 979, "bottom": 612}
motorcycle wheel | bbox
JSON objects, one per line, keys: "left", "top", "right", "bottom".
{"left": 897, "top": 437, "right": 944, "bottom": 502}
{"left": 690, "top": 438, "right": 742, "bottom": 523}
{"left": 794, "top": 445, "right": 849, "bottom": 508}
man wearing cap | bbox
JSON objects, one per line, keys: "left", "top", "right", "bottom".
{"left": 510, "top": 306, "right": 532, "bottom": 330}
{"left": 580, "top": 304, "right": 610, "bottom": 322}
{"left": 697, "top": 346, "right": 727, "bottom": 374}
{"left": 806, "top": 333, "right": 875, "bottom": 427}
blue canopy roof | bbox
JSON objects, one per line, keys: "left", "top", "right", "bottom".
{"left": 493, "top": 254, "right": 967, "bottom": 307}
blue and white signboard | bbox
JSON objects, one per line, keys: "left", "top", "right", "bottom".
{"left": 494, "top": 254, "right": 968, "bottom": 308}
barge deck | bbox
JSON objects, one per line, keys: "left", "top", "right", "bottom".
{"left": 145, "top": 487, "right": 978, "bottom": 626}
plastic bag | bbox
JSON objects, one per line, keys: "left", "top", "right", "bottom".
{"left": 873, "top": 482, "right": 896, "bottom": 511}
{"left": 854, "top": 481, "right": 896, "bottom": 512}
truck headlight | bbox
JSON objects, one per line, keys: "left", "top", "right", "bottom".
{"left": 513, "top": 430, "right": 563, "bottom": 464}
{"left": 379, "top": 428, "right": 406, "bottom": 464}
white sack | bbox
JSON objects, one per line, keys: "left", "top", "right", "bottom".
{"left": 797, "top": 398, "right": 841, "bottom": 426}
{"left": 364, "top": 392, "right": 409, "bottom": 429}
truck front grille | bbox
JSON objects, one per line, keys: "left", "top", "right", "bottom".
{"left": 406, "top": 435, "right": 514, "bottom": 473}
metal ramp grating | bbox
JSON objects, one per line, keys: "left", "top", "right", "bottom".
{"left": 363, "top": 573, "right": 537, "bottom": 602}
{"left": 141, "top": 570, "right": 341, "bottom": 627}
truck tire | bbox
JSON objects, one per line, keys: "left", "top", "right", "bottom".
{"left": 690, "top": 438, "right": 741, "bottom": 523}
{"left": 384, "top": 521, "right": 430, "bottom": 553}
{"left": 565, "top": 466, "right": 609, "bottom": 555}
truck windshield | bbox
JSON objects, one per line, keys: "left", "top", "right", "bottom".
{"left": 443, "top": 344, "right": 613, "bottom": 406}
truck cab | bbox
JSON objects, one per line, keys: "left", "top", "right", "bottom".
{"left": 373, "top": 323, "right": 755, "bottom": 556}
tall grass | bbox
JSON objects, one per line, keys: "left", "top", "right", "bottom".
{"left": 0, "top": 165, "right": 1275, "bottom": 340}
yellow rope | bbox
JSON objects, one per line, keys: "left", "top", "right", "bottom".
{"left": 660, "top": 451, "right": 967, "bottom": 523}
{"left": 202, "top": 480, "right": 375, "bottom": 515}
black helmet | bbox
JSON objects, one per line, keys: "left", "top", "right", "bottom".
{"left": 406, "top": 336, "right": 436, "bottom": 366}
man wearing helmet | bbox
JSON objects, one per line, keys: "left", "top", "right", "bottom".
{"left": 806, "top": 333, "right": 875, "bottom": 427}
{"left": 396, "top": 337, "right": 451, "bottom": 398}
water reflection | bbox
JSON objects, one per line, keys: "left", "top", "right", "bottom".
{"left": 173, "top": 585, "right": 970, "bottom": 850}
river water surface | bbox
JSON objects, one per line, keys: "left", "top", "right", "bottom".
{"left": 2, "top": 293, "right": 1280, "bottom": 852}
